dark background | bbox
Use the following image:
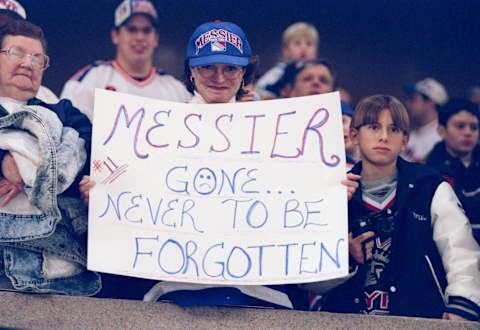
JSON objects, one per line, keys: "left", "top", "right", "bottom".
{"left": 22, "top": 0, "right": 480, "bottom": 104}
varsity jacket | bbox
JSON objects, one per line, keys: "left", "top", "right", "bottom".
{"left": 426, "top": 142, "right": 480, "bottom": 243}
{"left": 323, "top": 158, "right": 480, "bottom": 320}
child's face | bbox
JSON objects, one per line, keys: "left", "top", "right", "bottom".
{"left": 439, "top": 110, "right": 479, "bottom": 157}
{"left": 283, "top": 37, "right": 317, "bottom": 61}
{"left": 352, "top": 109, "right": 408, "bottom": 168}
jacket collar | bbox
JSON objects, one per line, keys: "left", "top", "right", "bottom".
{"left": 349, "top": 157, "right": 439, "bottom": 212}
{"left": 27, "top": 97, "right": 43, "bottom": 106}
{"left": 429, "top": 141, "right": 480, "bottom": 169}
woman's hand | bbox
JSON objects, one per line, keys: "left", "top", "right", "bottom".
{"left": 0, "top": 177, "right": 23, "bottom": 207}
{"left": 238, "top": 84, "right": 257, "bottom": 102}
{"left": 2, "top": 152, "right": 23, "bottom": 186}
{"left": 0, "top": 153, "right": 24, "bottom": 206}
{"left": 79, "top": 175, "right": 96, "bottom": 206}
{"left": 342, "top": 173, "right": 361, "bottom": 200}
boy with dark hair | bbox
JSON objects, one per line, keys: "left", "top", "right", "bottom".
{"left": 322, "top": 95, "right": 480, "bottom": 321}
{"left": 426, "top": 98, "right": 480, "bottom": 243}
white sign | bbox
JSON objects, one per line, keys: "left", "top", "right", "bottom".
{"left": 88, "top": 89, "right": 349, "bottom": 285}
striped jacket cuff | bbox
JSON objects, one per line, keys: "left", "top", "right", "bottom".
{"left": 446, "top": 296, "right": 480, "bottom": 321}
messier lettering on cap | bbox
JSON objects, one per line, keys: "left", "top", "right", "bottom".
{"left": 195, "top": 29, "right": 243, "bottom": 54}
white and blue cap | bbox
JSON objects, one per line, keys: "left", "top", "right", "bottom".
{"left": 0, "top": 0, "right": 27, "bottom": 19}
{"left": 114, "top": 0, "right": 158, "bottom": 28}
{"left": 187, "top": 20, "right": 252, "bottom": 68}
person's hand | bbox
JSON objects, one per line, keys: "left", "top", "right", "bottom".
{"left": 79, "top": 175, "right": 96, "bottom": 206}
{"left": 342, "top": 173, "right": 361, "bottom": 200}
{"left": 238, "top": 84, "right": 257, "bottom": 102}
{"left": 349, "top": 231, "right": 375, "bottom": 264}
{"left": 442, "top": 312, "right": 468, "bottom": 322}
{"left": 0, "top": 177, "right": 23, "bottom": 207}
{"left": 1, "top": 152, "right": 23, "bottom": 186}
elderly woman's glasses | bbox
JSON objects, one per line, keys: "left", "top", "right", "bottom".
{"left": 0, "top": 46, "right": 50, "bottom": 70}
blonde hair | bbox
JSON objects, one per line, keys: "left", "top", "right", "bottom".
{"left": 282, "top": 22, "right": 319, "bottom": 47}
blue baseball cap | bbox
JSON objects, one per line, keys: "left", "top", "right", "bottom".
{"left": 187, "top": 21, "right": 252, "bottom": 68}
{"left": 341, "top": 101, "right": 353, "bottom": 117}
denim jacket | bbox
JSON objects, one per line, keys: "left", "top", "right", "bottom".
{"left": 0, "top": 103, "right": 101, "bottom": 296}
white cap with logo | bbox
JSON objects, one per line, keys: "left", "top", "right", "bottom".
{"left": 114, "top": 0, "right": 158, "bottom": 28}
{"left": 414, "top": 78, "right": 448, "bottom": 106}
{"left": 0, "top": 0, "right": 27, "bottom": 19}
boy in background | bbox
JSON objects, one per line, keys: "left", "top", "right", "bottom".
{"left": 255, "top": 22, "right": 318, "bottom": 99}
{"left": 426, "top": 99, "right": 480, "bottom": 243}
{"left": 322, "top": 95, "right": 480, "bottom": 321}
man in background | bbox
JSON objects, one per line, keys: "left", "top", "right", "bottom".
{"left": 61, "top": 0, "right": 191, "bottom": 121}
{"left": 402, "top": 77, "right": 448, "bottom": 162}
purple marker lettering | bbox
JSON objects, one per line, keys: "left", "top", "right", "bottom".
{"left": 103, "top": 105, "right": 148, "bottom": 159}
{"left": 177, "top": 113, "right": 202, "bottom": 149}
{"left": 241, "top": 114, "right": 265, "bottom": 154}
{"left": 270, "top": 111, "right": 301, "bottom": 158}
{"left": 146, "top": 109, "right": 171, "bottom": 148}
{"left": 210, "top": 113, "right": 233, "bottom": 153}
{"left": 298, "top": 108, "right": 340, "bottom": 166}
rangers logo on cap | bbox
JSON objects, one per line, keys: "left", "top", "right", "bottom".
{"left": 195, "top": 29, "right": 243, "bottom": 55}
{"left": 114, "top": 0, "right": 158, "bottom": 28}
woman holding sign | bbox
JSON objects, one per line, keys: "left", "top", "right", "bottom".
{"left": 140, "top": 20, "right": 360, "bottom": 310}
{"left": 80, "top": 20, "right": 359, "bottom": 307}
{"left": 183, "top": 21, "right": 258, "bottom": 104}
{"left": 140, "top": 20, "right": 308, "bottom": 310}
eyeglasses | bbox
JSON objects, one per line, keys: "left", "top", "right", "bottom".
{"left": 0, "top": 46, "right": 50, "bottom": 70}
{"left": 195, "top": 65, "right": 244, "bottom": 80}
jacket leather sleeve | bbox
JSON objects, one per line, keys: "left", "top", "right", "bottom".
{"left": 431, "top": 181, "right": 480, "bottom": 320}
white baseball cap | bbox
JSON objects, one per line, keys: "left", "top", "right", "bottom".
{"left": 0, "top": 0, "right": 26, "bottom": 19}
{"left": 114, "top": 0, "right": 158, "bottom": 28}
{"left": 405, "top": 78, "right": 448, "bottom": 106}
